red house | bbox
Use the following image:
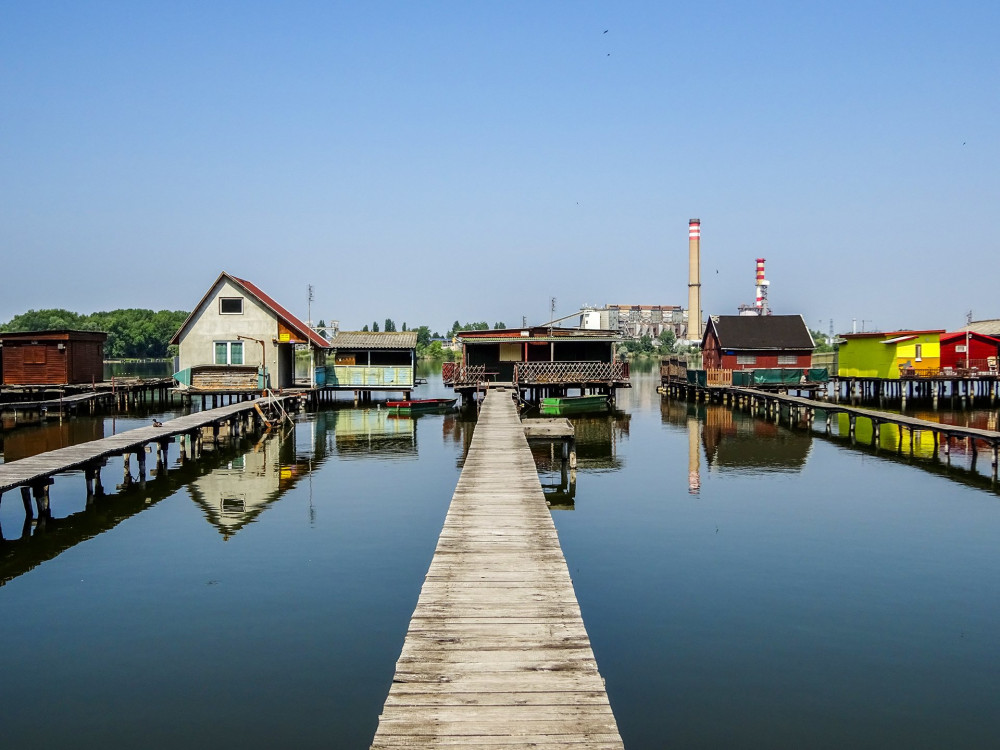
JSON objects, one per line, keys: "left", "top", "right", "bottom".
{"left": 939, "top": 331, "right": 1000, "bottom": 372}
{"left": 0, "top": 330, "right": 107, "bottom": 385}
{"left": 702, "top": 315, "right": 814, "bottom": 370}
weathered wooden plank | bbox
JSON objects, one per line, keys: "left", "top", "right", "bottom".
{"left": 370, "top": 390, "right": 623, "bottom": 748}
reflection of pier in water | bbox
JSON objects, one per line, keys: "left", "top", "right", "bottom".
{"left": 0, "top": 437, "right": 255, "bottom": 586}
{"left": 527, "top": 412, "right": 630, "bottom": 510}
{"left": 661, "top": 400, "right": 813, "bottom": 494}
{"left": 0, "top": 417, "right": 335, "bottom": 584}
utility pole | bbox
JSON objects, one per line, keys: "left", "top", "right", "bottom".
{"left": 307, "top": 284, "right": 314, "bottom": 327}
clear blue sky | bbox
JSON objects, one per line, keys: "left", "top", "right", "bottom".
{"left": 2, "top": 1, "right": 997, "bottom": 335}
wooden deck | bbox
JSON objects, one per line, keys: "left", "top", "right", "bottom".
{"left": 371, "top": 389, "right": 623, "bottom": 749}
{"left": 0, "top": 396, "right": 294, "bottom": 496}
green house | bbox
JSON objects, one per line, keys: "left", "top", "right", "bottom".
{"left": 324, "top": 331, "right": 417, "bottom": 392}
{"left": 837, "top": 330, "right": 944, "bottom": 378}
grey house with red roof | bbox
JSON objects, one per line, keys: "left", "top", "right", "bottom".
{"left": 170, "top": 272, "right": 330, "bottom": 391}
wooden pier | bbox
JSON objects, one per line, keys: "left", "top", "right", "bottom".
{"left": 370, "top": 388, "right": 623, "bottom": 749}
{"left": 0, "top": 395, "right": 299, "bottom": 518}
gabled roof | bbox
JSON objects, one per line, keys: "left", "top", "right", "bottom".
{"left": 329, "top": 331, "right": 417, "bottom": 349}
{"left": 941, "top": 330, "right": 1000, "bottom": 345}
{"left": 170, "top": 272, "right": 330, "bottom": 348}
{"left": 704, "top": 315, "right": 815, "bottom": 351}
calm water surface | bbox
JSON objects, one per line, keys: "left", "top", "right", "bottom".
{"left": 1, "top": 362, "right": 998, "bottom": 748}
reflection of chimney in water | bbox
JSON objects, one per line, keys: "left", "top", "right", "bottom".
{"left": 688, "top": 417, "right": 700, "bottom": 494}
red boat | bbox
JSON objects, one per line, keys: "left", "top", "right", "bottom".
{"left": 385, "top": 398, "right": 457, "bottom": 413}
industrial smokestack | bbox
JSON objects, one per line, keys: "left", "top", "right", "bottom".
{"left": 688, "top": 219, "right": 702, "bottom": 341}
{"left": 754, "top": 258, "right": 770, "bottom": 315}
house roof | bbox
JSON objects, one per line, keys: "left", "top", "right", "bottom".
{"left": 170, "top": 272, "right": 330, "bottom": 349}
{"left": 0, "top": 329, "right": 107, "bottom": 342}
{"left": 329, "top": 331, "right": 417, "bottom": 349}
{"left": 704, "top": 315, "right": 815, "bottom": 351}
{"left": 458, "top": 326, "right": 620, "bottom": 343}
{"left": 941, "top": 330, "right": 1000, "bottom": 345}
{"left": 959, "top": 319, "right": 1000, "bottom": 337}
{"left": 841, "top": 329, "right": 945, "bottom": 341}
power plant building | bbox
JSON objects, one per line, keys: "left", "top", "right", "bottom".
{"left": 580, "top": 305, "right": 686, "bottom": 341}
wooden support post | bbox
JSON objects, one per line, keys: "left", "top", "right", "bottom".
{"left": 136, "top": 447, "right": 147, "bottom": 483}
{"left": 849, "top": 415, "right": 856, "bottom": 436}
{"left": 991, "top": 445, "right": 999, "bottom": 482}
{"left": 21, "top": 486, "right": 33, "bottom": 517}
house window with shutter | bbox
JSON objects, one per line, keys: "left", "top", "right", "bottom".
{"left": 736, "top": 354, "right": 756, "bottom": 365}
{"left": 778, "top": 355, "right": 798, "bottom": 365}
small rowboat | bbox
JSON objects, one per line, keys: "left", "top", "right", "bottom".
{"left": 539, "top": 394, "right": 609, "bottom": 415}
{"left": 386, "top": 398, "right": 457, "bottom": 413}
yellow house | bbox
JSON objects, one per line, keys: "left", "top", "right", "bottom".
{"left": 837, "top": 330, "right": 944, "bottom": 378}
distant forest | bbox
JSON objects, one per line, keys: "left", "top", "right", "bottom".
{"left": 0, "top": 308, "right": 189, "bottom": 359}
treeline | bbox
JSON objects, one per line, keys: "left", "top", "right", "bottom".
{"left": 1, "top": 308, "right": 189, "bottom": 359}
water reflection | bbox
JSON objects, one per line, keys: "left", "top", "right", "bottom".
{"left": 661, "top": 400, "right": 813, "bottom": 493}
{"left": 187, "top": 427, "right": 310, "bottom": 540}
{"left": 527, "top": 412, "right": 630, "bottom": 510}
{"left": 330, "top": 406, "right": 418, "bottom": 459}
{"left": 0, "top": 435, "right": 262, "bottom": 585}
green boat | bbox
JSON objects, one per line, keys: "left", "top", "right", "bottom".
{"left": 539, "top": 394, "right": 609, "bottom": 415}
{"left": 385, "top": 398, "right": 457, "bottom": 414}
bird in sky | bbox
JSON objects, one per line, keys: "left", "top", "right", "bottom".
{"left": 604, "top": 29, "right": 608, "bottom": 33}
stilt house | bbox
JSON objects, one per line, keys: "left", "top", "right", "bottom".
{"left": 837, "top": 330, "right": 945, "bottom": 378}
{"left": 0, "top": 330, "right": 107, "bottom": 386}
{"left": 171, "top": 272, "right": 330, "bottom": 392}
{"left": 701, "top": 315, "right": 815, "bottom": 370}
{"left": 442, "top": 326, "right": 628, "bottom": 403}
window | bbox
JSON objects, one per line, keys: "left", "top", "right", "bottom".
{"left": 214, "top": 341, "right": 244, "bottom": 365}
{"left": 736, "top": 354, "right": 756, "bottom": 365}
{"left": 499, "top": 342, "right": 522, "bottom": 362}
{"left": 219, "top": 297, "right": 244, "bottom": 314}
{"left": 778, "top": 355, "right": 798, "bottom": 365}
{"left": 914, "top": 344, "right": 923, "bottom": 361}
{"left": 24, "top": 346, "right": 46, "bottom": 364}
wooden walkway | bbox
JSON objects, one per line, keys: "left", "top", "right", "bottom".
{"left": 371, "top": 389, "right": 623, "bottom": 749}
{"left": 0, "top": 396, "right": 294, "bottom": 497}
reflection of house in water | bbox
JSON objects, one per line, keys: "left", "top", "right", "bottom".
{"left": 662, "top": 401, "right": 812, "bottom": 492}
{"left": 526, "top": 412, "right": 630, "bottom": 510}
{"left": 188, "top": 429, "right": 306, "bottom": 539}
{"left": 332, "top": 407, "right": 418, "bottom": 459}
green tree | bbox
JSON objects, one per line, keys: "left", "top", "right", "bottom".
{"left": 362, "top": 324, "right": 369, "bottom": 332}
{"left": 384, "top": 318, "right": 396, "bottom": 332}
{"left": 372, "top": 321, "right": 380, "bottom": 332}
{"left": 415, "top": 325, "right": 432, "bottom": 348}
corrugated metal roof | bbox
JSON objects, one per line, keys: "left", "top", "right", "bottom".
{"left": 329, "top": 331, "right": 418, "bottom": 349}
{"left": 959, "top": 319, "right": 1000, "bottom": 337}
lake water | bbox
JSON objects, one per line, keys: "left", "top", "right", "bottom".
{"left": 1, "top": 362, "right": 998, "bottom": 748}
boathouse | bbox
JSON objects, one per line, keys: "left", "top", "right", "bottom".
{"left": 939, "top": 331, "right": 1000, "bottom": 373}
{"left": 442, "top": 326, "right": 628, "bottom": 403}
{"left": 0, "top": 330, "right": 107, "bottom": 386}
{"left": 171, "top": 272, "right": 330, "bottom": 392}
{"left": 701, "top": 315, "right": 814, "bottom": 370}
{"left": 323, "top": 331, "right": 417, "bottom": 396}
{"left": 837, "top": 330, "right": 944, "bottom": 378}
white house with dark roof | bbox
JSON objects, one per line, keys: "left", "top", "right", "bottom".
{"left": 170, "top": 272, "right": 330, "bottom": 391}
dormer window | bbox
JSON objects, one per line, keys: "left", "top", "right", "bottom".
{"left": 220, "top": 297, "right": 243, "bottom": 314}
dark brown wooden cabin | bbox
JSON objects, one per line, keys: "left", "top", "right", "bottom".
{"left": 0, "top": 330, "right": 107, "bottom": 386}
{"left": 442, "top": 326, "right": 628, "bottom": 403}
